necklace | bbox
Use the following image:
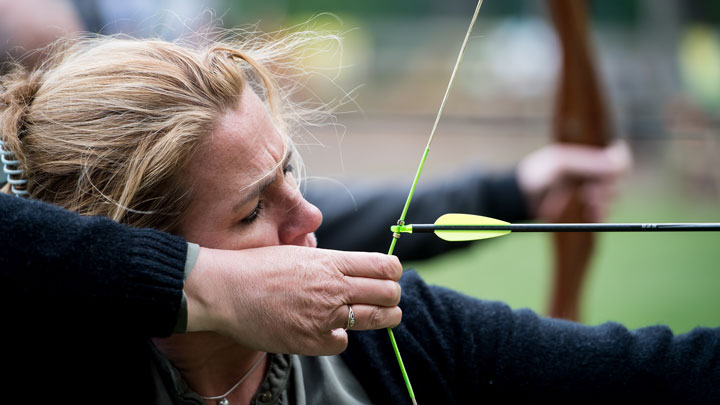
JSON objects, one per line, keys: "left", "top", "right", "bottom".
{"left": 198, "top": 352, "right": 268, "bottom": 405}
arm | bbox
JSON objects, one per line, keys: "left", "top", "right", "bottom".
{"left": 309, "top": 142, "right": 630, "bottom": 261}
{"left": 0, "top": 192, "right": 186, "bottom": 335}
{"left": 308, "top": 169, "right": 528, "bottom": 261}
{"left": 344, "top": 271, "right": 719, "bottom": 403}
{"left": 0, "top": 193, "right": 402, "bottom": 354}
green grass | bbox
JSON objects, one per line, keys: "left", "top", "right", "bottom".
{"left": 410, "top": 189, "right": 720, "bottom": 334}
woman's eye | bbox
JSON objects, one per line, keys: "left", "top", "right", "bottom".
{"left": 241, "top": 200, "right": 264, "bottom": 224}
{"left": 283, "top": 163, "right": 294, "bottom": 175}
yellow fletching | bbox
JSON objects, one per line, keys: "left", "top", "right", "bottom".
{"left": 434, "top": 213, "right": 511, "bottom": 241}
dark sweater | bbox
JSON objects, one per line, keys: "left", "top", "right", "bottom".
{"left": 0, "top": 193, "right": 187, "bottom": 402}
{"left": 0, "top": 192, "right": 186, "bottom": 335}
{"left": 0, "top": 169, "right": 525, "bottom": 403}
{"left": 343, "top": 271, "right": 720, "bottom": 404}
{"left": 2, "top": 173, "right": 717, "bottom": 403}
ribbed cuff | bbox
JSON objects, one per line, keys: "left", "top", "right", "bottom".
{"left": 125, "top": 228, "right": 187, "bottom": 336}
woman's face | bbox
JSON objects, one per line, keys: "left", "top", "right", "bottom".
{"left": 177, "top": 88, "right": 322, "bottom": 250}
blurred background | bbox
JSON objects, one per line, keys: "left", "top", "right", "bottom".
{"left": 2, "top": 0, "right": 719, "bottom": 332}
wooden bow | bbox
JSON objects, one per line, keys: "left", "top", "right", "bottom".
{"left": 546, "top": 0, "right": 613, "bottom": 320}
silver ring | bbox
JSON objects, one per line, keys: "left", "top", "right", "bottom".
{"left": 345, "top": 306, "right": 355, "bottom": 330}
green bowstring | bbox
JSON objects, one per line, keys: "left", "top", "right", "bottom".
{"left": 384, "top": 1, "right": 484, "bottom": 404}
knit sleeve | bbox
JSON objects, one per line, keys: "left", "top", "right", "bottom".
{"left": 343, "top": 271, "right": 720, "bottom": 404}
{"left": 0, "top": 193, "right": 186, "bottom": 336}
{"left": 308, "top": 168, "right": 530, "bottom": 261}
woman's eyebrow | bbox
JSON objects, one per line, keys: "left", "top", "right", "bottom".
{"left": 232, "top": 148, "right": 293, "bottom": 213}
{"left": 283, "top": 148, "right": 293, "bottom": 169}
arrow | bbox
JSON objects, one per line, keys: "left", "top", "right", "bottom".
{"left": 390, "top": 213, "right": 720, "bottom": 242}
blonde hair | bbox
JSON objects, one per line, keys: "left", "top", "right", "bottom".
{"left": 0, "top": 31, "right": 328, "bottom": 231}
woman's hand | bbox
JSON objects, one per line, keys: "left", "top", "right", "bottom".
{"left": 517, "top": 141, "right": 632, "bottom": 222}
{"left": 184, "top": 246, "right": 402, "bottom": 355}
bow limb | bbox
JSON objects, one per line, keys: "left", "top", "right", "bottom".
{"left": 546, "top": 0, "right": 613, "bottom": 320}
{"left": 383, "top": 3, "right": 485, "bottom": 403}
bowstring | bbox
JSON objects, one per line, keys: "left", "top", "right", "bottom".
{"left": 385, "top": 1, "right": 485, "bottom": 403}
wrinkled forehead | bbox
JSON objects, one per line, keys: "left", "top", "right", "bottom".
{"left": 187, "top": 88, "right": 287, "bottom": 193}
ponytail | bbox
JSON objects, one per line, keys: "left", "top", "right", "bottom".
{"left": 0, "top": 65, "right": 42, "bottom": 196}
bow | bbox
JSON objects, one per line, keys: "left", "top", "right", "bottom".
{"left": 546, "top": 0, "right": 613, "bottom": 321}
{"left": 384, "top": 0, "right": 615, "bottom": 400}
{"left": 383, "top": 1, "right": 485, "bottom": 403}
{"left": 378, "top": 0, "right": 616, "bottom": 400}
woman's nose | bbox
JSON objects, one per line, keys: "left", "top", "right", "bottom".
{"left": 279, "top": 190, "right": 323, "bottom": 246}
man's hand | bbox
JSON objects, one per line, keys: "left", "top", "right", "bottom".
{"left": 184, "top": 246, "right": 402, "bottom": 355}
{"left": 517, "top": 141, "right": 632, "bottom": 222}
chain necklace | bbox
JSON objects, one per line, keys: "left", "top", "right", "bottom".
{"left": 198, "top": 352, "right": 268, "bottom": 405}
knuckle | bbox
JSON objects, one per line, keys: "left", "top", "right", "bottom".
{"left": 383, "top": 281, "right": 402, "bottom": 305}
{"left": 306, "top": 308, "right": 327, "bottom": 334}
{"left": 324, "top": 249, "right": 354, "bottom": 278}
{"left": 313, "top": 265, "right": 346, "bottom": 300}
{"left": 319, "top": 282, "right": 342, "bottom": 310}
{"left": 376, "top": 254, "right": 402, "bottom": 280}
{"left": 368, "top": 306, "right": 384, "bottom": 329}
{"left": 335, "top": 275, "right": 352, "bottom": 302}
{"left": 327, "top": 252, "right": 348, "bottom": 276}
{"left": 302, "top": 287, "right": 338, "bottom": 330}
{"left": 368, "top": 254, "right": 386, "bottom": 277}
{"left": 392, "top": 282, "right": 402, "bottom": 305}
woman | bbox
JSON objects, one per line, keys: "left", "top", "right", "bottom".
{"left": 1, "top": 33, "right": 717, "bottom": 404}
{"left": 1, "top": 32, "right": 400, "bottom": 404}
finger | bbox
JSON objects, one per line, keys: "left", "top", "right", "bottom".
{"left": 329, "top": 302, "right": 402, "bottom": 331}
{"left": 312, "top": 329, "right": 348, "bottom": 356}
{"left": 330, "top": 304, "right": 355, "bottom": 331}
{"left": 347, "top": 304, "right": 402, "bottom": 330}
{"left": 331, "top": 250, "right": 402, "bottom": 281}
{"left": 283, "top": 328, "right": 349, "bottom": 356}
{"left": 582, "top": 180, "right": 617, "bottom": 203}
{"left": 344, "top": 277, "right": 401, "bottom": 307}
{"left": 557, "top": 141, "right": 632, "bottom": 180}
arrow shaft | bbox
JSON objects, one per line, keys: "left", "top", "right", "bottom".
{"left": 407, "top": 223, "right": 720, "bottom": 233}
